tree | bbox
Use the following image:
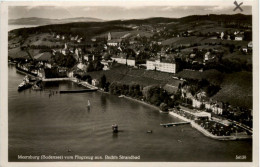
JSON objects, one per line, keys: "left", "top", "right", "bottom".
{"left": 87, "top": 62, "right": 95, "bottom": 72}
{"left": 160, "top": 103, "right": 168, "bottom": 112}
{"left": 100, "top": 74, "right": 107, "bottom": 89}
{"left": 229, "top": 44, "right": 235, "bottom": 53}
{"left": 82, "top": 75, "right": 92, "bottom": 84}
{"left": 206, "top": 85, "right": 221, "bottom": 97}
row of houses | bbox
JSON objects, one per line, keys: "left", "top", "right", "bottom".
{"left": 192, "top": 98, "right": 223, "bottom": 115}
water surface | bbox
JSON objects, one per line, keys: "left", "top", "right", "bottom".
{"left": 8, "top": 65, "right": 252, "bottom": 162}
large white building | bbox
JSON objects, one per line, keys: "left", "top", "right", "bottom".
{"left": 107, "top": 39, "right": 122, "bottom": 46}
{"left": 146, "top": 59, "right": 176, "bottom": 73}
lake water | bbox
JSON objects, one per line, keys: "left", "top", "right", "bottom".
{"left": 8, "top": 65, "right": 252, "bottom": 162}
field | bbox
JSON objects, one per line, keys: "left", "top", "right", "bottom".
{"left": 176, "top": 69, "right": 224, "bottom": 85}
{"left": 95, "top": 30, "right": 153, "bottom": 39}
{"left": 176, "top": 69, "right": 252, "bottom": 108}
{"left": 212, "top": 71, "right": 252, "bottom": 108}
{"left": 88, "top": 64, "right": 183, "bottom": 87}
{"left": 8, "top": 48, "right": 40, "bottom": 59}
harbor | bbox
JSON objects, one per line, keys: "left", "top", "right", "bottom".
{"left": 8, "top": 65, "right": 253, "bottom": 162}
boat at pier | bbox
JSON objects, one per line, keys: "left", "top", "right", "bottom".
{"left": 18, "top": 75, "right": 32, "bottom": 91}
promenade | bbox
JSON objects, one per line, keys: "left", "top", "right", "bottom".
{"left": 169, "top": 111, "right": 252, "bottom": 140}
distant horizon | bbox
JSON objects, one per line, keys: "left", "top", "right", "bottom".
{"left": 9, "top": 13, "right": 252, "bottom": 22}
{"left": 9, "top": 6, "right": 252, "bottom": 20}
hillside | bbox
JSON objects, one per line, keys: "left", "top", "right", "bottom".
{"left": 9, "top": 17, "right": 104, "bottom": 25}
{"left": 8, "top": 14, "right": 253, "bottom": 109}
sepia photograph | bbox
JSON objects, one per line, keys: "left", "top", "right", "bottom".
{"left": 0, "top": 0, "right": 259, "bottom": 166}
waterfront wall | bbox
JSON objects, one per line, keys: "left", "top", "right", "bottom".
{"left": 42, "top": 78, "right": 72, "bottom": 82}
{"left": 169, "top": 112, "right": 192, "bottom": 123}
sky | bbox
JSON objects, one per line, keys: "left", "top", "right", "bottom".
{"left": 9, "top": 5, "right": 252, "bottom": 20}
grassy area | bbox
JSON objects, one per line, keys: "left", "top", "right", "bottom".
{"left": 176, "top": 69, "right": 224, "bottom": 85}
{"left": 222, "top": 51, "right": 252, "bottom": 64}
{"left": 8, "top": 48, "right": 41, "bottom": 59}
{"left": 88, "top": 64, "right": 183, "bottom": 87}
{"left": 161, "top": 36, "right": 205, "bottom": 46}
{"left": 23, "top": 33, "right": 63, "bottom": 47}
{"left": 212, "top": 71, "right": 252, "bottom": 109}
{"left": 176, "top": 69, "right": 252, "bottom": 108}
{"left": 95, "top": 30, "right": 153, "bottom": 39}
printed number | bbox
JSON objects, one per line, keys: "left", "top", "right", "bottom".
{"left": 236, "top": 155, "right": 246, "bottom": 160}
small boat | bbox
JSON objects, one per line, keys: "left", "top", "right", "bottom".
{"left": 18, "top": 75, "right": 32, "bottom": 91}
{"left": 112, "top": 124, "right": 118, "bottom": 133}
{"left": 118, "top": 95, "right": 125, "bottom": 98}
{"left": 18, "top": 81, "right": 32, "bottom": 91}
{"left": 88, "top": 100, "right": 91, "bottom": 107}
{"left": 147, "top": 130, "right": 153, "bottom": 133}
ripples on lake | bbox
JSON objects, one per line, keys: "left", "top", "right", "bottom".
{"left": 8, "top": 65, "right": 252, "bottom": 162}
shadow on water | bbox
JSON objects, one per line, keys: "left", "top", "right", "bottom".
{"left": 112, "top": 130, "right": 124, "bottom": 139}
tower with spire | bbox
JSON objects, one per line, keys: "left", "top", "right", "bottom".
{"left": 108, "top": 32, "right": 112, "bottom": 41}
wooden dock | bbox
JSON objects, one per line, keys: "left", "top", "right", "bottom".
{"left": 160, "top": 122, "right": 190, "bottom": 127}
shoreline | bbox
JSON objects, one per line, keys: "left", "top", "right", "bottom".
{"left": 96, "top": 91, "right": 252, "bottom": 141}
{"left": 13, "top": 67, "right": 252, "bottom": 141}
{"left": 122, "top": 95, "right": 160, "bottom": 110}
{"left": 169, "top": 112, "right": 251, "bottom": 140}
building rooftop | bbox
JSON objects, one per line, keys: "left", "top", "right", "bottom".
{"left": 34, "top": 52, "right": 52, "bottom": 61}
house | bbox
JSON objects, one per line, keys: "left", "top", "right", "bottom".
{"left": 34, "top": 52, "right": 52, "bottom": 69}
{"left": 227, "top": 35, "right": 231, "bottom": 40}
{"left": 146, "top": 58, "right": 176, "bottom": 73}
{"left": 220, "top": 32, "right": 224, "bottom": 40}
{"left": 248, "top": 41, "right": 253, "bottom": 48}
{"left": 107, "top": 39, "right": 122, "bottom": 46}
{"left": 210, "top": 36, "right": 218, "bottom": 39}
{"left": 129, "top": 40, "right": 137, "bottom": 45}
{"left": 204, "top": 52, "right": 210, "bottom": 62}
{"left": 101, "top": 60, "right": 110, "bottom": 70}
{"left": 205, "top": 101, "right": 223, "bottom": 115}
{"left": 190, "top": 53, "right": 196, "bottom": 59}
{"left": 111, "top": 53, "right": 136, "bottom": 67}
{"left": 163, "top": 84, "right": 179, "bottom": 95}
{"left": 241, "top": 47, "right": 248, "bottom": 53}
{"left": 235, "top": 35, "right": 243, "bottom": 41}
{"left": 92, "top": 79, "right": 99, "bottom": 86}
{"left": 77, "top": 38, "right": 82, "bottom": 43}
{"left": 192, "top": 98, "right": 203, "bottom": 108}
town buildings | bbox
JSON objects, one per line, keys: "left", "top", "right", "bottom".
{"left": 146, "top": 58, "right": 176, "bottom": 73}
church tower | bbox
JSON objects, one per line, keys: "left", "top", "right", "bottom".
{"left": 108, "top": 32, "right": 112, "bottom": 41}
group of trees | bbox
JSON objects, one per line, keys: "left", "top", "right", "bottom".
{"left": 142, "top": 85, "right": 174, "bottom": 108}
{"left": 100, "top": 75, "right": 110, "bottom": 92}
{"left": 52, "top": 52, "right": 77, "bottom": 68}
{"left": 109, "top": 82, "right": 143, "bottom": 99}
{"left": 182, "top": 79, "right": 221, "bottom": 97}
{"left": 86, "top": 60, "right": 104, "bottom": 72}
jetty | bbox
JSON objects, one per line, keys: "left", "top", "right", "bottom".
{"left": 160, "top": 122, "right": 190, "bottom": 127}
{"left": 59, "top": 89, "right": 97, "bottom": 93}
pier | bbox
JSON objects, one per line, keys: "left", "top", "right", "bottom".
{"left": 160, "top": 122, "right": 190, "bottom": 127}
